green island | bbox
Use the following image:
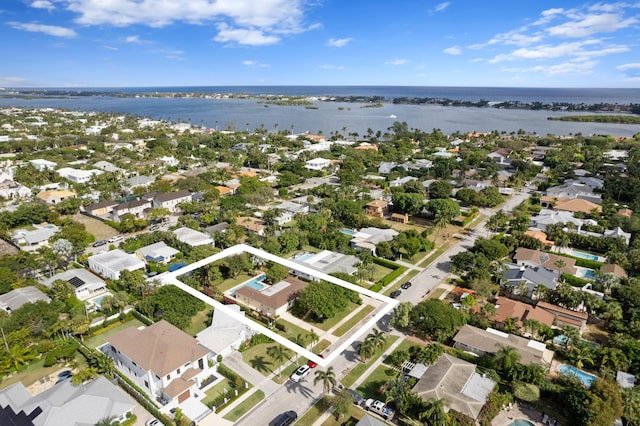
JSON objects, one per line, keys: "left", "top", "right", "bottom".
{"left": 548, "top": 115, "right": 640, "bottom": 124}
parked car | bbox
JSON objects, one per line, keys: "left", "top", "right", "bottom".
{"left": 92, "top": 240, "right": 106, "bottom": 247}
{"left": 307, "top": 354, "right": 325, "bottom": 368}
{"left": 269, "top": 411, "right": 298, "bottom": 426}
{"left": 390, "top": 290, "right": 401, "bottom": 298}
{"left": 145, "top": 419, "right": 160, "bottom": 426}
{"left": 365, "top": 399, "right": 395, "bottom": 420}
{"left": 401, "top": 281, "right": 412, "bottom": 289}
{"left": 290, "top": 364, "right": 310, "bottom": 382}
{"left": 108, "top": 235, "right": 123, "bottom": 243}
{"left": 55, "top": 370, "right": 73, "bottom": 384}
{"left": 149, "top": 225, "right": 160, "bottom": 231}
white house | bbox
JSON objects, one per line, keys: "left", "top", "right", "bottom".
{"left": 197, "top": 305, "right": 256, "bottom": 358}
{"left": 43, "top": 268, "right": 107, "bottom": 301}
{"left": 57, "top": 167, "right": 103, "bottom": 184}
{"left": 28, "top": 158, "right": 57, "bottom": 171}
{"left": 136, "top": 242, "right": 180, "bottom": 264}
{"left": 103, "top": 320, "right": 213, "bottom": 418}
{"left": 88, "top": 249, "right": 145, "bottom": 280}
{"left": 173, "top": 227, "right": 214, "bottom": 247}
{"left": 153, "top": 189, "right": 192, "bottom": 213}
{"left": 160, "top": 156, "right": 179, "bottom": 167}
{"left": 111, "top": 199, "right": 153, "bottom": 221}
{"left": 0, "top": 287, "right": 50, "bottom": 313}
{"left": 305, "top": 158, "right": 332, "bottom": 171}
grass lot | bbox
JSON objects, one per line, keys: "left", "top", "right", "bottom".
{"left": 242, "top": 343, "right": 292, "bottom": 377}
{"left": 340, "top": 335, "right": 399, "bottom": 389}
{"left": 84, "top": 318, "right": 145, "bottom": 349}
{"left": 388, "top": 338, "right": 425, "bottom": 359}
{"left": 72, "top": 213, "right": 118, "bottom": 239}
{"left": 428, "top": 287, "right": 446, "bottom": 300}
{"left": 333, "top": 305, "right": 375, "bottom": 337}
{"left": 277, "top": 318, "right": 312, "bottom": 341}
{"left": 382, "top": 219, "right": 426, "bottom": 233}
{"left": 313, "top": 339, "right": 332, "bottom": 353}
{"left": 184, "top": 306, "right": 213, "bottom": 336}
{"left": 418, "top": 246, "right": 448, "bottom": 269}
{"left": 202, "top": 378, "right": 232, "bottom": 406}
{"left": 296, "top": 400, "right": 325, "bottom": 426}
{"left": 215, "top": 273, "right": 254, "bottom": 293}
{"left": 306, "top": 302, "right": 361, "bottom": 332}
{"left": 321, "top": 404, "right": 365, "bottom": 426}
{"left": 369, "top": 264, "right": 393, "bottom": 282}
{"left": 356, "top": 364, "right": 398, "bottom": 399}
{"left": 584, "top": 323, "right": 609, "bottom": 345}
{"left": 0, "top": 353, "right": 88, "bottom": 390}
{"left": 223, "top": 390, "right": 265, "bottom": 422}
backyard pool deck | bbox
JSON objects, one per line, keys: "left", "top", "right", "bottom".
{"left": 492, "top": 402, "right": 547, "bottom": 426}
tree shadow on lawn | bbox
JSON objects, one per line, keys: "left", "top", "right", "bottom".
{"left": 249, "top": 355, "right": 274, "bottom": 375}
{"left": 284, "top": 380, "right": 316, "bottom": 399}
{"left": 356, "top": 368, "right": 398, "bottom": 399}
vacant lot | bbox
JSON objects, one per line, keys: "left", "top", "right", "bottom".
{"left": 72, "top": 213, "right": 118, "bottom": 240}
{"left": 0, "top": 238, "right": 19, "bottom": 256}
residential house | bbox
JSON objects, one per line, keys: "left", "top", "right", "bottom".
{"left": 88, "top": 249, "right": 145, "bottom": 280}
{"left": 93, "top": 161, "right": 124, "bottom": 173}
{"left": 214, "top": 186, "right": 234, "bottom": 196}
{"left": 0, "top": 376, "right": 135, "bottom": 426}
{"left": 28, "top": 158, "right": 57, "bottom": 171}
{"left": 600, "top": 263, "right": 628, "bottom": 279}
{"left": 43, "top": 268, "right": 107, "bottom": 301}
{"left": 513, "top": 247, "right": 577, "bottom": 275}
{"left": 364, "top": 200, "right": 389, "bottom": 218}
{"left": 0, "top": 287, "right": 50, "bottom": 313}
{"left": 388, "top": 176, "right": 417, "bottom": 188}
{"left": 487, "top": 149, "right": 512, "bottom": 166}
{"left": 111, "top": 199, "right": 152, "bottom": 221}
{"left": 305, "top": 158, "right": 332, "bottom": 171}
{"left": 84, "top": 200, "right": 119, "bottom": 217}
{"left": 536, "top": 301, "right": 588, "bottom": 333}
{"left": 0, "top": 174, "right": 31, "bottom": 200}
{"left": 390, "top": 213, "right": 409, "bottom": 224}
{"left": 204, "top": 222, "right": 229, "bottom": 237}
{"left": 553, "top": 198, "right": 602, "bottom": 215}
{"left": 236, "top": 217, "right": 266, "bottom": 237}
{"left": 125, "top": 175, "right": 155, "bottom": 191}
{"left": 530, "top": 209, "right": 583, "bottom": 233}
{"left": 412, "top": 353, "right": 496, "bottom": 420}
{"left": 159, "top": 156, "right": 179, "bottom": 167}
{"left": 500, "top": 262, "right": 559, "bottom": 296}
{"left": 546, "top": 182, "right": 602, "bottom": 204}
{"left": 36, "top": 189, "right": 76, "bottom": 205}
{"left": 523, "top": 230, "right": 554, "bottom": 247}
{"left": 197, "top": 305, "right": 256, "bottom": 358}
{"left": 234, "top": 277, "right": 307, "bottom": 317}
{"left": 136, "top": 242, "right": 180, "bottom": 264}
{"left": 152, "top": 189, "right": 192, "bottom": 213}
{"left": 271, "top": 201, "right": 309, "bottom": 225}
{"left": 491, "top": 296, "right": 555, "bottom": 332}
{"left": 452, "top": 325, "right": 554, "bottom": 367}
{"left": 56, "top": 167, "right": 103, "bottom": 184}
{"left": 350, "top": 227, "right": 399, "bottom": 253}
{"left": 103, "top": 320, "right": 212, "bottom": 417}
{"left": 173, "top": 227, "right": 214, "bottom": 247}
{"left": 377, "top": 162, "right": 397, "bottom": 174}
{"left": 12, "top": 224, "right": 59, "bottom": 248}
{"left": 290, "top": 250, "right": 360, "bottom": 280}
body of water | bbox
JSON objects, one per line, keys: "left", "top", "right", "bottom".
{"left": 1, "top": 86, "right": 639, "bottom": 136}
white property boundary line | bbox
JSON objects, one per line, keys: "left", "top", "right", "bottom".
{"left": 157, "top": 244, "right": 398, "bottom": 368}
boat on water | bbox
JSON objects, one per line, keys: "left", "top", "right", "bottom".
{"left": 389, "top": 114, "right": 397, "bottom": 119}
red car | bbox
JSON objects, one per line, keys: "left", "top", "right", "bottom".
{"left": 307, "top": 354, "right": 325, "bottom": 368}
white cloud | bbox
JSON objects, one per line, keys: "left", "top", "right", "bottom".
{"left": 124, "top": 35, "right": 144, "bottom": 43}
{"left": 385, "top": 59, "right": 407, "bottom": 65}
{"left": 8, "top": 22, "right": 77, "bottom": 37}
{"left": 327, "top": 38, "right": 352, "bottom": 47}
{"left": 502, "top": 60, "right": 597, "bottom": 75}
{"left": 242, "top": 60, "right": 268, "bottom": 67}
{"left": 319, "top": 64, "right": 344, "bottom": 69}
{"left": 30, "top": 0, "right": 55, "bottom": 11}
{"left": 0, "top": 76, "right": 35, "bottom": 87}
{"left": 546, "top": 12, "right": 637, "bottom": 38}
{"left": 102, "top": 45, "right": 118, "bottom": 51}
{"left": 214, "top": 23, "right": 280, "bottom": 45}
{"left": 434, "top": 2, "right": 450, "bottom": 12}
{"left": 489, "top": 40, "right": 629, "bottom": 63}
{"left": 533, "top": 7, "right": 564, "bottom": 25}
{"left": 150, "top": 49, "right": 185, "bottom": 60}
{"left": 443, "top": 46, "right": 461, "bottom": 55}
{"left": 487, "top": 30, "right": 544, "bottom": 47}
{"left": 617, "top": 63, "right": 640, "bottom": 71}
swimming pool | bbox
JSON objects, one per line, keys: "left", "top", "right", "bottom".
{"left": 568, "top": 249, "right": 602, "bottom": 262}
{"left": 508, "top": 420, "right": 534, "bottom": 426}
{"left": 340, "top": 228, "right": 356, "bottom": 236}
{"left": 229, "top": 274, "right": 267, "bottom": 295}
{"left": 576, "top": 267, "right": 596, "bottom": 280}
{"left": 86, "top": 292, "right": 113, "bottom": 309}
{"left": 294, "top": 252, "right": 315, "bottom": 262}
{"left": 559, "top": 364, "right": 597, "bottom": 387}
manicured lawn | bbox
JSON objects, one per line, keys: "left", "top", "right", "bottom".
{"left": 202, "top": 378, "right": 231, "bottom": 406}
{"left": 296, "top": 400, "right": 324, "bottom": 426}
{"left": 184, "top": 306, "right": 213, "bottom": 336}
{"left": 0, "top": 353, "right": 88, "bottom": 390}
{"left": 321, "top": 403, "right": 365, "bottom": 426}
{"left": 356, "top": 364, "right": 398, "bottom": 399}
{"left": 428, "top": 287, "right": 446, "bottom": 300}
{"left": 389, "top": 338, "right": 424, "bottom": 357}
{"left": 313, "top": 339, "right": 332, "bottom": 353}
{"left": 340, "top": 335, "right": 399, "bottom": 389}
{"left": 383, "top": 269, "right": 419, "bottom": 296}
{"left": 215, "top": 273, "right": 254, "bottom": 292}
{"left": 84, "top": 318, "right": 145, "bottom": 349}
{"left": 307, "top": 302, "right": 361, "bottom": 331}
{"left": 223, "top": 389, "right": 265, "bottom": 422}
{"left": 277, "top": 318, "right": 312, "bottom": 341}
{"left": 333, "top": 305, "right": 375, "bottom": 337}
{"left": 418, "top": 246, "right": 448, "bottom": 268}
{"left": 369, "top": 264, "right": 393, "bottom": 282}
{"left": 242, "top": 343, "right": 292, "bottom": 377}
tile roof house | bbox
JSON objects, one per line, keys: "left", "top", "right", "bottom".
{"left": 36, "top": 189, "right": 76, "bottom": 205}
{"left": 491, "top": 296, "right": 555, "bottom": 331}
{"left": 553, "top": 198, "right": 602, "bottom": 214}
{"left": 536, "top": 301, "right": 588, "bottom": 332}
{"left": 0, "top": 287, "right": 50, "bottom": 313}
{"left": 0, "top": 376, "right": 135, "bottom": 426}
{"left": 452, "top": 325, "right": 554, "bottom": 367}
{"left": 413, "top": 353, "right": 496, "bottom": 420}
{"left": 600, "top": 263, "right": 628, "bottom": 279}
{"left": 234, "top": 277, "right": 307, "bottom": 317}
{"left": 523, "top": 230, "right": 554, "bottom": 247}
{"left": 236, "top": 217, "right": 267, "bottom": 237}
{"left": 103, "top": 320, "right": 212, "bottom": 417}
{"left": 545, "top": 182, "right": 602, "bottom": 204}
{"left": 88, "top": 249, "right": 145, "bottom": 280}
{"left": 513, "top": 247, "right": 577, "bottom": 275}
{"left": 43, "top": 268, "right": 107, "bottom": 301}
{"left": 364, "top": 200, "right": 389, "bottom": 218}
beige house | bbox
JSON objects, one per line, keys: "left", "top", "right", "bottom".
{"left": 364, "top": 200, "right": 389, "bottom": 218}
{"left": 36, "top": 189, "right": 76, "bottom": 205}
{"left": 234, "top": 277, "right": 307, "bottom": 317}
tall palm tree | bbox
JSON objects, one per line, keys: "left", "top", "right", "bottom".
{"left": 267, "top": 344, "right": 290, "bottom": 378}
{"left": 306, "top": 329, "right": 319, "bottom": 349}
{"left": 293, "top": 334, "right": 307, "bottom": 364}
{"left": 91, "top": 353, "right": 115, "bottom": 379}
{"left": 3, "top": 345, "right": 36, "bottom": 372}
{"left": 420, "top": 398, "right": 448, "bottom": 426}
{"left": 313, "top": 366, "right": 337, "bottom": 400}
{"left": 494, "top": 345, "right": 521, "bottom": 373}
{"left": 365, "top": 328, "right": 387, "bottom": 353}
{"left": 358, "top": 340, "right": 375, "bottom": 362}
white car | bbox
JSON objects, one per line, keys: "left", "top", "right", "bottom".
{"left": 290, "top": 365, "right": 310, "bottom": 383}
{"left": 108, "top": 235, "right": 123, "bottom": 243}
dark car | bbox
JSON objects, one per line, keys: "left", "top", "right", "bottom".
{"left": 149, "top": 225, "right": 160, "bottom": 231}
{"left": 55, "top": 370, "right": 72, "bottom": 384}
{"left": 390, "top": 290, "right": 401, "bottom": 298}
{"left": 92, "top": 240, "right": 106, "bottom": 247}
{"left": 401, "top": 281, "right": 412, "bottom": 289}
{"left": 269, "top": 410, "right": 298, "bottom": 426}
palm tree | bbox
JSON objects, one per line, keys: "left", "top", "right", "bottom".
{"left": 94, "top": 416, "right": 119, "bottom": 426}
{"left": 267, "top": 344, "right": 290, "bottom": 378}
{"left": 494, "top": 345, "right": 521, "bottom": 373}
{"left": 365, "top": 328, "right": 387, "bottom": 353}
{"left": 420, "top": 398, "right": 448, "bottom": 425}
{"left": 293, "top": 334, "right": 307, "bottom": 364}
{"left": 91, "top": 353, "right": 115, "bottom": 379}
{"left": 358, "top": 340, "right": 375, "bottom": 362}
{"left": 313, "top": 366, "right": 337, "bottom": 401}
{"left": 3, "top": 345, "right": 36, "bottom": 372}
{"left": 306, "top": 329, "right": 319, "bottom": 349}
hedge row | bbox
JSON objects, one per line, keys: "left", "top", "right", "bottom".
{"left": 87, "top": 312, "right": 134, "bottom": 338}
{"left": 133, "top": 309, "right": 154, "bottom": 326}
{"left": 561, "top": 273, "right": 591, "bottom": 288}
{"left": 375, "top": 265, "right": 407, "bottom": 288}
{"left": 372, "top": 257, "right": 402, "bottom": 270}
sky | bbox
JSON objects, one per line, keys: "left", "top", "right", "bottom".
{"left": 1, "top": 0, "right": 639, "bottom": 88}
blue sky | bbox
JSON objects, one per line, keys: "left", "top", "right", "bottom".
{"left": 1, "top": 0, "right": 639, "bottom": 88}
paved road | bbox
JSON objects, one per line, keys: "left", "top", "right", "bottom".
{"left": 398, "top": 187, "right": 534, "bottom": 303}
